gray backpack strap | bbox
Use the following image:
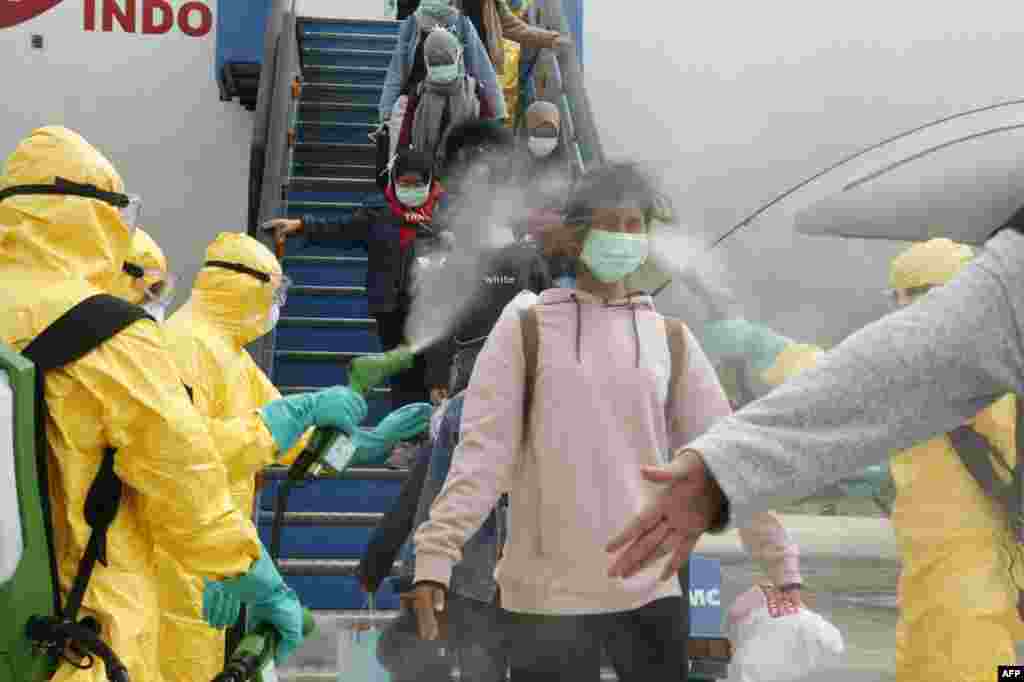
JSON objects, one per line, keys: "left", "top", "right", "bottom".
{"left": 519, "top": 306, "right": 540, "bottom": 431}
{"left": 947, "top": 424, "right": 1019, "bottom": 523}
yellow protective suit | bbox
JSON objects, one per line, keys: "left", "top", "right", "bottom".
{"left": 888, "top": 239, "right": 1024, "bottom": 682}
{"left": 157, "top": 232, "right": 309, "bottom": 682}
{"left": 501, "top": 37, "right": 521, "bottom": 127}
{"left": 0, "top": 127, "right": 261, "bottom": 682}
{"left": 110, "top": 228, "right": 168, "bottom": 305}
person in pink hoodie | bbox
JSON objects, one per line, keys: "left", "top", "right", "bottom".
{"left": 410, "top": 163, "right": 801, "bottom": 680}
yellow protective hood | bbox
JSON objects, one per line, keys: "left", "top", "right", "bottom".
{"left": 111, "top": 227, "right": 168, "bottom": 304}
{"left": 187, "top": 232, "right": 282, "bottom": 347}
{"left": 889, "top": 238, "right": 974, "bottom": 290}
{"left": 0, "top": 126, "right": 130, "bottom": 293}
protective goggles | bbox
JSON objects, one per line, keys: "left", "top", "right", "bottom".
{"left": 204, "top": 260, "right": 292, "bottom": 306}
{"left": 122, "top": 261, "right": 176, "bottom": 304}
{"left": 885, "top": 285, "right": 934, "bottom": 304}
{"left": 0, "top": 177, "right": 142, "bottom": 231}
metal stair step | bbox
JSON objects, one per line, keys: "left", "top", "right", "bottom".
{"left": 283, "top": 285, "right": 369, "bottom": 319}
{"left": 260, "top": 511, "right": 383, "bottom": 527}
{"left": 281, "top": 255, "right": 369, "bottom": 287}
{"left": 280, "top": 559, "right": 400, "bottom": 578}
{"left": 291, "top": 160, "right": 377, "bottom": 180}
{"left": 260, "top": 467, "right": 407, "bottom": 514}
{"left": 301, "top": 82, "right": 383, "bottom": 106}
{"left": 276, "top": 317, "right": 379, "bottom": 354}
{"left": 278, "top": 386, "right": 391, "bottom": 400}
{"left": 294, "top": 142, "right": 376, "bottom": 165}
{"left": 300, "top": 32, "right": 398, "bottom": 53}
{"left": 288, "top": 175, "right": 378, "bottom": 194}
{"left": 298, "top": 17, "right": 400, "bottom": 37}
{"left": 274, "top": 349, "right": 382, "bottom": 392}
{"left": 264, "top": 465, "right": 408, "bottom": 481}
{"left": 259, "top": 523, "right": 375, "bottom": 559}
{"left": 298, "top": 120, "right": 378, "bottom": 145}
{"left": 304, "top": 65, "right": 389, "bottom": 86}
{"left": 284, "top": 202, "right": 378, "bottom": 233}
{"left": 298, "top": 100, "right": 380, "bottom": 125}
{"left": 302, "top": 47, "right": 393, "bottom": 69}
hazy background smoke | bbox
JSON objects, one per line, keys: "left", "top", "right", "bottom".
{"left": 404, "top": 149, "right": 540, "bottom": 352}
{"left": 582, "top": 0, "right": 1024, "bottom": 346}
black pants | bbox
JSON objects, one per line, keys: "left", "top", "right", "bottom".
{"left": 377, "top": 594, "right": 508, "bottom": 682}
{"left": 374, "top": 308, "right": 429, "bottom": 408}
{"left": 503, "top": 594, "right": 690, "bottom": 682}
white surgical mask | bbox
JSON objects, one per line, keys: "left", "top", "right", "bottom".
{"left": 428, "top": 63, "right": 460, "bottom": 84}
{"left": 142, "top": 301, "right": 168, "bottom": 324}
{"left": 528, "top": 136, "right": 558, "bottom": 158}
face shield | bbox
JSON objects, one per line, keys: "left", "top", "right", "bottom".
{"left": 0, "top": 176, "right": 141, "bottom": 233}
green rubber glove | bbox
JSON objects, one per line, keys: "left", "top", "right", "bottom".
{"left": 701, "top": 318, "right": 791, "bottom": 374}
{"left": 204, "top": 543, "right": 305, "bottom": 664}
{"left": 349, "top": 403, "right": 433, "bottom": 466}
{"left": 261, "top": 386, "right": 368, "bottom": 454}
{"left": 202, "top": 580, "right": 241, "bottom": 629}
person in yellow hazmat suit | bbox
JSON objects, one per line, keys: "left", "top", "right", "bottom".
{"left": 689, "top": 238, "right": 1024, "bottom": 680}
{"left": 110, "top": 227, "right": 177, "bottom": 322}
{"left": 0, "top": 126, "right": 374, "bottom": 680}
{"left": 886, "top": 238, "right": 1024, "bottom": 682}
{"left": 0, "top": 126, "right": 306, "bottom": 682}
{"left": 155, "top": 232, "right": 313, "bottom": 682}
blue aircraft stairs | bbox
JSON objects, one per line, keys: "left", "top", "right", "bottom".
{"left": 258, "top": 15, "right": 730, "bottom": 680}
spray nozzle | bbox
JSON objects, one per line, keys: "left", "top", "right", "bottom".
{"left": 348, "top": 347, "right": 416, "bottom": 396}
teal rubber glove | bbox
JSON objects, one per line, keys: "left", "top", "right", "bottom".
{"left": 349, "top": 402, "right": 433, "bottom": 466}
{"left": 261, "top": 386, "right": 369, "bottom": 454}
{"left": 701, "top": 318, "right": 791, "bottom": 374}
{"left": 837, "top": 464, "right": 892, "bottom": 499}
{"left": 204, "top": 543, "right": 305, "bottom": 665}
{"left": 202, "top": 580, "right": 241, "bottom": 629}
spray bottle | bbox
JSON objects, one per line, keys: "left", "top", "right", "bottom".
{"left": 289, "top": 347, "right": 416, "bottom": 479}
{"left": 270, "top": 347, "right": 416, "bottom": 561}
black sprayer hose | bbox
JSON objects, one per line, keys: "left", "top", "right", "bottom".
{"left": 26, "top": 617, "right": 130, "bottom": 682}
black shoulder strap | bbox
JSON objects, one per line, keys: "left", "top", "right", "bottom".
{"left": 947, "top": 422, "right": 1021, "bottom": 529}
{"left": 21, "top": 294, "right": 150, "bottom": 624}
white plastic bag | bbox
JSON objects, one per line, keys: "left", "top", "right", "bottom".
{"left": 727, "top": 585, "right": 844, "bottom": 682}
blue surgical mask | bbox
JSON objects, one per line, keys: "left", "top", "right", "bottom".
{"left": 580, "top": 229, "right": 649, "bottom": 283}
{"left": 396, "top": 184, "right": 431, "bottom": 208}
{"left": 428, "top": 63, "right": 460, "bottom": 84}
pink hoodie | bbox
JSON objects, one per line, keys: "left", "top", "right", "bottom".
{"left": 414, "top": 288, "right": 799, "bottom": 614}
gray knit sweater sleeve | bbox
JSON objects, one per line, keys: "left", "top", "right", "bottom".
{"left": 690, "top": 228, "right": 1024, "bottom": 530}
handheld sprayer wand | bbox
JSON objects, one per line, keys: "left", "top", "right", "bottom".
{"left": 212, "top": 608, "right": 317, "bottom": 682}
{"left": 269, "top": 347, "right": 417, "bottom": 561}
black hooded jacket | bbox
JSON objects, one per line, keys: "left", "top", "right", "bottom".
{"left": 424, "top": 238, "right": 551, "bottom": 390}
